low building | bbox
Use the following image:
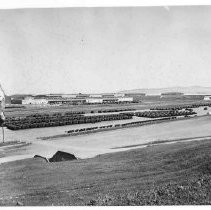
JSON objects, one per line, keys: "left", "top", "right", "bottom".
{"left": 89, "top": 94, "right": 103, "bottom": 98}
{"left": 76, "top": 93, "right": 90, "bottom": 98}
{"left": 10, "top": 94, "right": 32, "bottom": 104}
{"left": 22, "top": 97, "right": 48, "bottom": 105}
{"left": 46, "top": 94, "right": 63, "bottom": 97}
{"left": 121, "top": 93, "right": 145, "bottom": 102}
{"left": 102, "top": 98, "right": 118, "bottom": 103}
{"left": 34, "top": 94, "right": 48, "bottom": 98}
{"left": 48, "top": 98, "right": 86, "bottom": 105}
{"left": 114, "top": 93, "right": 125, "bottom": 97}
{"left": 204, "top": 96, "right": 211, "bottom": 101}
{"left": 117, "top": 97, "right": 133, "bottom": 103}
{"left": 61, "top": 94, "right": 77, "bottom": 98}
{"left": 86, "top": 98, "right": 103, "bottom": 104}
{"left": 102, "top": 93, "right": 115, "bottom": 98}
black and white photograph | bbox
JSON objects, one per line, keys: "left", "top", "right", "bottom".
{"left": 0, "top": 0, "right": 211, "bottom": 206}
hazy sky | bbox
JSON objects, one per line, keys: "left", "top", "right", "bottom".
{"left": 0, "top": 6, "right": 211, "bottom": 94}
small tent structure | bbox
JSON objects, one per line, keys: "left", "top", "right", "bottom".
{"left": 34, "top": 151, "right": 77, "bottom": 163}
{"left": 49, "top": 151, "right": 77, "bottom": 162}
{"left": 34, "top": 155, "right": 49, "bottom": 162}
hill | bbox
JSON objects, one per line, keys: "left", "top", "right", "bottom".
{"left": 119, "top": 86, "right": 211, "bottom": 95}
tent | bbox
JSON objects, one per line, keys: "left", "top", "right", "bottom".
{"left": 34, "top": 151, "right": 77, "bottom": 163}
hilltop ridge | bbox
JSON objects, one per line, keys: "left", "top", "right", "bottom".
{"left": 118, "top": 86, "right": 211, "bottom": 95}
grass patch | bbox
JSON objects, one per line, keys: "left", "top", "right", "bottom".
{"left": 0, "top": 141, "right": 26, "bottom": 147}
{"left": 0, "top": 139, "right": 211, "bottom": 205}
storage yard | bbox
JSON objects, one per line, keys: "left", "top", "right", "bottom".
{"left": 0, "top": 100, "right": 211, "bottom": 162}
{"left": 2, "top": 5, "right": 211, "bottom": 205}
{"left": 1, "top": 94, "right": 211, "bottom": 205}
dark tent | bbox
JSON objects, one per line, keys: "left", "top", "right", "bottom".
{"left": 34, "top": 155, "right": 49, "bottom": 162}
{"left": 48, "top": 151, "right": 77, "bottom": 162}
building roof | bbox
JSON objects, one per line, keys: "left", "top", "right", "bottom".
{"left": 87, "top": 97, "right": 103, "bottom": 99}
{"left": 161, "top": 92, "right": 184, "bottom": 95}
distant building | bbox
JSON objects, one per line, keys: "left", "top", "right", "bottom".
{"left": 102, "top": 98, "right": 118, "bottom": 103}
{"left": 102, "top": 93, "right": 115, "bottom": 98}
{"left": 86, "top": 98, "right": 103, "bottom": 104}
{"left": 117, "top": 97, "right": 133, "bottom": 103}
{"left": 76, "top": 93, "right": 90, "bottom": 98}
{"left": 89, "top": 94, "right": 103, "bottom": 98}
{"left": 48, "top": 98, "right": 86, "bottom": 105}
{"left": 204, "top": 96, "right": 211, "bottom": 101}
{"left": 46, "top": 94, "right": 63, "bottom": 97}
{"left": 121, "top": 93, "right": 145, "bottom": 102}
{"left": 61, "top": 94, "right": 77, "bottom": 98}
{"left": 85, "top": 96, "right": 133, "bottom": 104}
{"left": 34, "top": 95, "right": 48, "bottom": 99}
{"left": 22, "top": 97, "right": 48, "bottom": 105}
{"left": 10, "top": 94, "right": 32, "bottom": 104}
{"left": 17, "top": 92, "right": 135, "bottom": 106}
{"left": 114, "top": 93, "right": 125, "bottom": 97}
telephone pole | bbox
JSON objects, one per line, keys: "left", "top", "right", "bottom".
{"left": 0, "top": 83, "right": 6, "bottom": 143}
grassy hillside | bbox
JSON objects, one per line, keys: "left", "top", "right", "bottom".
{"left": 0, "top": 139, "right": 211, "bottom": 206}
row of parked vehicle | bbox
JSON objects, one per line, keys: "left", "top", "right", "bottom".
{"left": 5, "top": 113, "right": 133, "bottom": 130}
{"left": 66, "top": 117, "right": 177, "bottom": 135}
{"left": 150, "top": 102, "right": 211, "bottom": 110}
{"left": 67, "top": 124, "right": 114, "bottom": 134}
{"left": 5, "top": 112, "right": 85, "bottom": 123}
{"left": 94, "top": 108, "right": 136, "bottom": 113}
{"left": 4, "top": 103, "right": 200, "bottom": 130}
{"left": 121, "top": 110, "right": 196, "bottom": 118}
{"left": 134, "top": 110, "right": 196, "bottom": 118}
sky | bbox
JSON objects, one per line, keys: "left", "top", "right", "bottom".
{"left": 0, "top": 6, "right": 211, "bottom": 95}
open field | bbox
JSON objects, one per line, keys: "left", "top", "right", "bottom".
{"left": 0, "top": 139, "right": 210, "bottom": 205}
{"left": 5, "top": 99, "right": 209, "bottom": 117}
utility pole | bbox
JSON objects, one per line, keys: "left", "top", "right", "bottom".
{"left": 1, "top": 126, "right": 4, "bottom": 143}
{"left": 0, "top": 83, "right": 6, "bottom": 143}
